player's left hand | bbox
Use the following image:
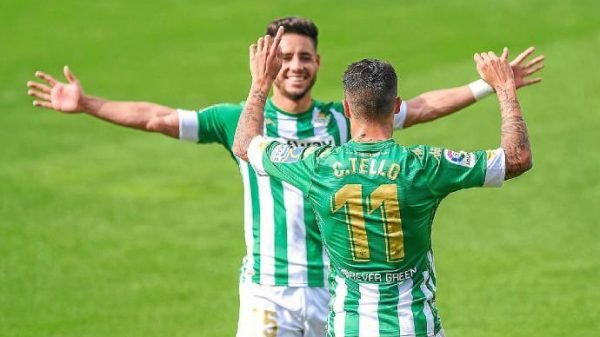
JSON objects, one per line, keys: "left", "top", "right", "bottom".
{"left": 249, "top": 26, "right": 284, "bottom": 89}
{"left": 504, "top": 47, "right": 544, "bottom": 89}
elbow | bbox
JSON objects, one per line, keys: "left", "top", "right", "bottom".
{"left": 505, "top": 149, "right": 533, "bottom": 179}
{"left": 232, "top": 141, "right": 249, "bottom": 162}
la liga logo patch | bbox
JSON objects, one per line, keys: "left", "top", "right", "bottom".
{"left": 444, "top": 150, "right": 476, "bottom": 168}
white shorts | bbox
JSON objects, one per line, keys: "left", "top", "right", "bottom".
{"left": 236, "top": 282, "right": 329, "bottom": 337}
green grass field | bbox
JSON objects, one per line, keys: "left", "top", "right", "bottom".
{"left": 1, "top": 1, "right": 598, "bottom": 336}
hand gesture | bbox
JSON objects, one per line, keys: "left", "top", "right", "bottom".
{"left": 505, "top": 47, "right": 544, "bottom": 89}
{"left": 474, "top": 49, "right": 514, "bottom": 90}
{"left": 249, "top": 26, "right": 284, "bottom": 88}
{"left": 27, "top": 66, "right": 83, "bottom": 113}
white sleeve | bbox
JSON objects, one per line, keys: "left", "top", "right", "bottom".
{"left": 247, "top": 136, "right": 269, "bottom": 175}
{"left": 177, "top": 109, "right": 199, "bottom": 142}
{"left": 483, "top": 148, "right": 506, "bottom": 187}
{"left": 393, "top": 100, "right": 408, "bottom": 129}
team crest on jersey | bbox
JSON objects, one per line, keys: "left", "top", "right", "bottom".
{"left": 444, "top": 150, "right": 476, "bottom": 168}
{"left": 314, "top": 110, "right": 331, "bottom": 125}
{"left": 410, "top": 147, "right": 424, "bottom": 159}
{"left": 270, "top": 144, "right": 305, "bottom": 163}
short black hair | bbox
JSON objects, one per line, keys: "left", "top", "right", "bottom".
{"left": 266, "top": 16, "right": 319, "bottom": 49}
{"left": 343, "top": 59, "right": 398, "bottom": 121}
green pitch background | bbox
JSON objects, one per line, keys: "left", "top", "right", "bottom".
{"left": 1, "top": 1, "right": 598, "bottom": 336}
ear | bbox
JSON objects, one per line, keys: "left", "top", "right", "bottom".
{"left": 343, "top": 99, "right": 351, "bottom": 119}
{"left": 393, "top": 97, "right": 401, "bottom": 114}
{"left": 315, "top": 53, "right": 321, "bottom": 70}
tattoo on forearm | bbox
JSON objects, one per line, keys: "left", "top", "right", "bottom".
{"left": 233, "top": 88, "right": 269, "bottom": 160}
{"left": 498, "top": 89, "right": 531, "bottom": 179}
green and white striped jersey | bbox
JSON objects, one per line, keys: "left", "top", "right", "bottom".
{"left": 179, "top": 99, "right": 409, "bottom": 287}
{"left": 248, "top": 138, "right": 505, "bottom": 336}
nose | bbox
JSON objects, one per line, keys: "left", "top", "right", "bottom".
{"left": 288, "top": 55, "right": 302, "bottom": 72}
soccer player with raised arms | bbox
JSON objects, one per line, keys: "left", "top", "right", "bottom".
{"left": 234, "top": 27, "right": 532, "bottom": 337}
{"left": 27, "top": 17, "right": 541, "bottom": 337}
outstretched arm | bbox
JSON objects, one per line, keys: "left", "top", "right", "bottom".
{"left": 27, "top": 66, "right": 179, "bottom": 138}
{"left": 233, "top": 27, "right": 284, "bottom": 161}
{"left": 474, "top": 49, "right": 532, "bottom": 180}
{"left": 402, "top": 47, "right": 544, "bottom": 128}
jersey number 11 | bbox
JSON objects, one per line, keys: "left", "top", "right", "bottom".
{"left": 332, "top": 184, "right": 404, "bottom": 263}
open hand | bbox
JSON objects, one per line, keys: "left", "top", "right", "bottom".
{"left": 474, "top": 50, "right": 514, "bottom": 90}
{"left": 505, "top": 47, "right": 544, "bottom": 89}
{"left": 27, "top": 66, "right": 83, "bottom": 113}
{"left": 249, "top": 26, "right": 284, "bottom": 88}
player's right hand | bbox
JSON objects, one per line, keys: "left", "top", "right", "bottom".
{"left": 249, "top": 26, "right": 284, "bottom": 89}
{"left": 474, "top": 49, "right": 515, "bottom": 90}
{"left": 27, "top": 66, "right": 83, "bottom": 113}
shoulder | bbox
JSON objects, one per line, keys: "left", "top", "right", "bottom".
{"left": 404, "top": 145, "right": 444, "bottom": 168}
{"left": 312, "top": 99, "right": 344, "bottom": 115}
{"left": 199, "top": 102, "right": 243, "bottom": 115}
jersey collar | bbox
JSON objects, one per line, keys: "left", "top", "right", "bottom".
{"left": 347, "top": 139, "right": 396, "bottom": 151}
{"left": 266, "top": 98, "right": 316, "bottom": 118}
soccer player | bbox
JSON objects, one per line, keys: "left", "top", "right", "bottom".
{"left": 234, "top": 28, "right": 532, "bottom": 337}
{"left": 27, "top": 17, "right": 541, "bottom": 337}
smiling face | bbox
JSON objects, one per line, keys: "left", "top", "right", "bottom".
{"left": 273, "top": 33, "right": 321, "bottom": 102}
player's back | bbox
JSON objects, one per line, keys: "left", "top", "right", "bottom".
{"left": 309, "top": 139, "right": 445, "bottom": 280}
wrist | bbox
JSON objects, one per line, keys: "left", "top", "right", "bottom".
{"left": 251, "top": 79, "right": 272, "bottom": 93}
{"left": 79, "top": 95, "right": 104, "bottom": 114}
{"left": 468, "top": 79, "right": 494, "bottom": 101}
{"left": 493, "top": 81, "right": 517, "bottom": 95}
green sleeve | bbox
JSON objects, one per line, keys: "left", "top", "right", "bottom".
{"left": 414, "top": 145, "right": 488, "bottom": 197}
{"left": 260, "top": 142, "right": 324, "bottom": 195}
{"left": 196, "top": 103, "right": 242, "bottom": 148}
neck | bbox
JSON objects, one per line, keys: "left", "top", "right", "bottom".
{"left": 350, "top": 120, "right": 393, "bottom": 142}
{"left": 271, "top": 90, "right": 313, "bottom": 114}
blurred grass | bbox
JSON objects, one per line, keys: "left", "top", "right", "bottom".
{"left": 1, "top": 1, "right": 598, "bottom": 336}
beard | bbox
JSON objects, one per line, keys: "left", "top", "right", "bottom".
{"left": 274, "top": 74, "right": 318, "bottom": 102}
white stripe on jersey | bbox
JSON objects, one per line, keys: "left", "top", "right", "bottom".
{"left": 427, "top": 251, "right": 437, "bottom": 292}
{"left": 420, "top": 271, "right": 436, "bottom": 337}
{"left": 322, "top": 248, "right": 330, "bottom": 286}
{"left": 177, "top": 109, "right": 199, "bottom": 142}
{"left": 247, "top": 136, "right": 268, "bottom": 175}
{"left": 330, "top": 108, "right": 348, "bottom": 144}
{"left": 333, "top": 276, "right": 348, "bottom": 337}
{"left": 484, "top": 148, "right": 506, "bottom": 187}
{"left": 397, "top": 279, "right": 416, "bottom": 337}
{"left": 239, "top": 161, "right": 254, "bottom": 283}
{"left": 312, "top": 107, "right": 330, "bottom": 140}
{"left": 283, "top": 181, "right": 308, "bottom": 284}
{"left": 257, "top": 174, "right": 276, "bottom": 285}
{"left": 276, "top": 111, "right": 297, "bottom": 140}
{"left": 358, "top": 283, "right": 380, "bottom": 337}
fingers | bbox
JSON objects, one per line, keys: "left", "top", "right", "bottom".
{"left": 474, "top": 52, "right": 483, "bottom": 63}
{"left": 32, "top": 100, "right": 53, "bottom": 109}
{"left": 501, "top": 47, "right": 509, "bottom": 61}
{"left": 511, "top": 46, "right": 535, "bottom": 65}
{"left": 522, "top": 78, "right": 543, "bottom": 87}
{"left": 35, "top": 71, "right": 57, "bottom": 86}
{"left": 63, "top": 65, "right": 78, "bottom": 83}
{"left": 257, "top": 37, "right": 265, "bottom": 53}
{"left": 525, "top": 55, "right": 544, "bottom": 68}
{"left": 480, "top": 52, "right": 491, "bottom": 62}
{"left": 27, "top": 81, "right": 51, "bottom": 93}
{"left": 270, "top": 26, "right": 284, "bottom": 54}
{"left": 525, "top": 63, "right": 544, "bottom": 75}
{"left": 28, "top": 89, "right": 50, "bottom": 101}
